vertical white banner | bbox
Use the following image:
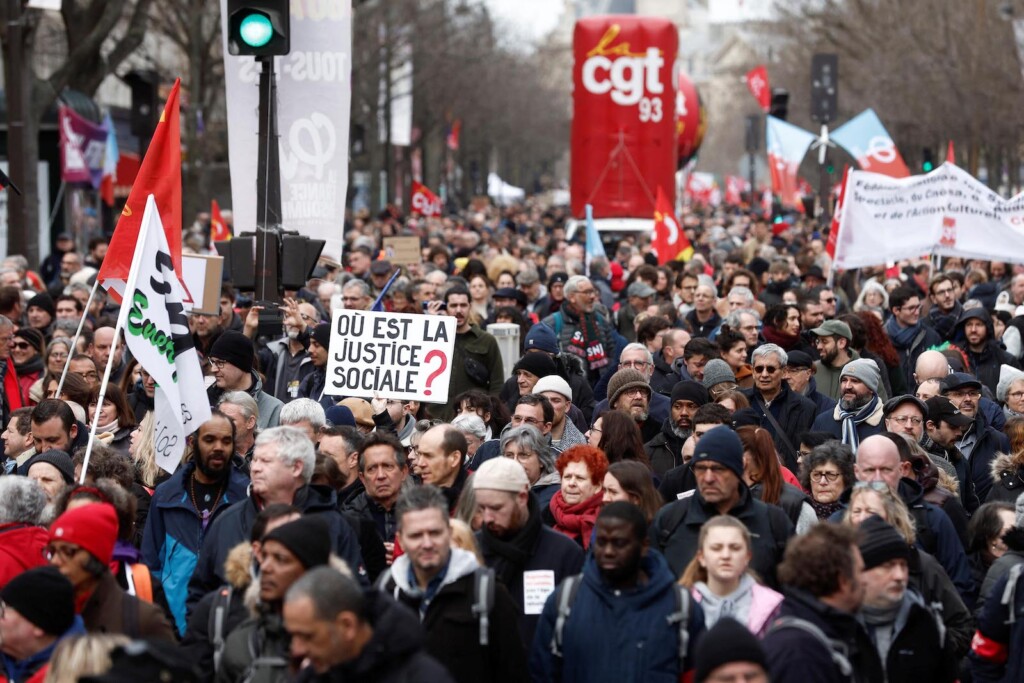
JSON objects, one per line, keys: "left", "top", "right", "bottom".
{"left": 220, "top": 0, "right": 352, "bottom": 261}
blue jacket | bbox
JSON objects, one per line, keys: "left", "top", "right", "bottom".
{"left": 185, "top": 484, "right": 367, "bottom": 617}
{"left": 141, "top": 461, "right": 250, "bottom": 635}
{"left": 971, "top": 564, "right": 1024, "bottom": 683}
{"left": 963, "top": 407, "right": 1010, "bottom": 503}
{"left": 530, "top": 550, "right": 705, "bottom": 683}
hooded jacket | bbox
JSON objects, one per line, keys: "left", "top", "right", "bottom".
{"left": 986, "top": 452, "right": 1024, "bottom": 505}
{"left": 380, "top": 548, "right": 528, "bottom": 683}
{"left": 141, "top": 460, "right": 251, "bottom": 634}
{"left": 207, "top": 371, "right": 283, "bottom": 429}
{"left": 955, "top": 308, "right": 1020, "bottom": 397}
{"left": 960, "top": 408, "right": 1011, "bottom": 504}
{"left": 293, "top": 591, "right": 455, "bottom": 683}
{"left": 0, "top": 523, "right": 48, "bottom": 588}
{"left": 530, "top": 550, "right": 706, "bottom": 683}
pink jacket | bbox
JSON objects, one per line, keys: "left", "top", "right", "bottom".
{"left": 691, "top": 582, "right": 784, "bottom": 636}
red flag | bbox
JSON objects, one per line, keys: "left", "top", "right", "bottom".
{"left": 410, "top": 181, "right": 442, "bottom": 217}
{"left": 210, "top": 199, "right": 231, "bottom": 242}
{"left": 98, "top": 79, "right": 182, "bottom": 303}
{"left": 745, "top": 65, "right": 771, "bottom": 112}
{"left": 826, "top": 165, "right": 851, "bottom": 261}
{"left": 947, "top": 140, "right": 956, "bottom": 165}
{"left": 652, "top": 187, "right": 692, "bottom": 264}
{"left": 446, "top": 119, "right": 461, "bottom": 151}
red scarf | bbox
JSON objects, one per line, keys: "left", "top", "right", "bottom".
{"left": 761, "top": 325, "right": 802, "bottom": 351}
{"left": 549, "top": 490, "right": 603, "bottom": 549}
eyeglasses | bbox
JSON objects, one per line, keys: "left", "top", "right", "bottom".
{"left": 504, "top": 450, "right": 537, "bottom": 463}
{"left": 586, "top": 425, "right": 602, "bottom": 435}
{"left": 622, "top": 388, "right": 649, "bottom": 397}
{"left": 810, "top": 470, "right": 841, "bottom": 483}
{"left": 11, "top": 342, "right": 31, "bottom": 350}
{"left": 900, "top": 303, "right": 922, "bottom": 312}
{"left": 209, "top": 358, "right": 228, "bottom": 369}
{"left": 932, "top": 287, "right": 955, "bottom": 298}
{"left": 693, "top": 463, "right": 731, "bottom": 476}
{"left": 753, "top": 365, "right": 780, "bottom": 375}
{"left": 44, "top": 544, "right": 82, "bottom": 562}
{"left": 1009, "top": 391, "right": 1024, "bottom": 400}
{"left": 888, "top": 415, "right": 923, "bottom": 426}
{"left": 820, "top": 296, "right": 836, "bottom": 304}
{"left": 512, "top": 415, "right": 544, "bottom": 426}
{"left": 574, "top": 288, "right": 598, "bottom": 297}
{"left": 947, "top": 390, "right": 981, "bottom": 400}
{"left": 620, "top": 360, "right": 651, "bottom": 369}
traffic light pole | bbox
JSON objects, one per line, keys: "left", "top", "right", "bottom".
{"left": 255, "top": 55, "right": 283, "bottom": 335}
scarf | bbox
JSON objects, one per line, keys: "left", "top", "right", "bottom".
{"left": 761, "top": 325, "right": 802, "bottom": 351}
{"left": 838, "top": 395, "right": 879, "bottom": 449}
{"left": 809, "top": 498, "right": 845, "bottom": 520}
{"left": 478, "top": 494, "right": 544, "bottom": 586}
{"left": 563, "top": 304, "right": 609, "bottom": 372}
{"left": 884, "top": 315, "right": 922, "bottom": 350}
{"left": 549, "top": 490, "right": 603, "bottom": 549}
{"left": 927, "top": 301, "right": 962, "bottom": 342}
{"left": 694, "top": 574, "right": 756, "bottom": 629}
{"left": 13, "top": 355, "right": 43, "bottom": 378}
{"left": 861, "top": 601, "right": 901, "bottom": 667}
{"left": 97, "top": 419, "right": 119, "bottom": 434}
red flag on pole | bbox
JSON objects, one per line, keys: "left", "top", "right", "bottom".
{"left": 947, "top": 140, "right": 956, "bottom": 165}
{"left": 410, "top": 181, "right": 442, "bottom": 217}
{"left": 745, "top": 65, "right": 771, "bottom": 113}
{"left": 652, "top": 186, "right": 693, "bottom": 264}
{"left": 826, "top": 165, "right": 851, "bottom": 262}
{"left": 98, "top": 79, "right": 182, "bottom": 303}
{"left": 210, "top": 199, "right": 231, "bottom": 242}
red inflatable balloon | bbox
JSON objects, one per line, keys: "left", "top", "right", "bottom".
{"left": 676, "top": 69, "right": 707, "bottom": 169}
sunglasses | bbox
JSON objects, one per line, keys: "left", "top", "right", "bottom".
{"left": 11, "top": 341, "right": 32, "bottom": 350}
{"left": 753, "top": 365, "right": 780, "bottom": 375}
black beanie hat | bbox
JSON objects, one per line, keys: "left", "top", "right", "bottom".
{"left": 209, "top": 331, "right": 255, "bottom": 374}
{"left": 26, "top": 292, "right": 55, "bottom": 318}
{"left": 21, "top": 449, "right": 75, "bottom": 483}
{"left": 262, "top": 515, "right": 332, "bottom": 569}
{"left": 513, "top": 352, "right": 558, "bottom": 379}
{"left": 858, "top": 515, "right": 910, "bottom": 570}
{"left": 13, "top": 327, "right": 45, "bottom": 356}
{"left": 690, "top": 425, "right": 744, "bottom": 480}
{"left": 1, "top": 566, "right": 75, "bottom": 635}
{"left": 671, "top": 380, "right": 709, "bottom": 406}
{"left": 311, "top": 322, "right": 331, "bottom": 350}
{"left": 694, "top": 617, "right": 767, "bottom": 682}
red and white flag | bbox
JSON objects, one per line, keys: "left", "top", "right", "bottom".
{"left": 725, "top": 175, "right": 749, "bottom": 206}
{"left": 766, "top": 116, "right": 816, "bottom": 207}
{"left": 411, "top": 181, "right": 442, "bottom": 217}
{"left": 652, "top": 186, "right": 693, "bottom": 264}
{"left": 826, "top": 165, "right": 851, "bottom": 262}
{"left": 98, "top": 79, "right": 182, "bottom": 303}
{"left": 745, "top": 65, "right": 771, "bottom": 112}
{"left": 210, "top": 199, "right": 231, "bottom": 242}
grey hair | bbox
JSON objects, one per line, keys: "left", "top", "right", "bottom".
{"left": 564, "top": 275, "right": 591, "bottom": 298}
{"left": 342, "top": 279, "right": 371, "bottom": 297}
{"left": 500, "top": 424, "right": 555, "bottom": 477}
{"left": 620, "top": 342, "right": 654, "bottom": 366}
{"left": 218, "top": 391, "right": 260, "bottom": 423}
{"left": 751, "top": 343, "right": 787, "bottom": 367}
{"left": 723, "top": 307, "right": 761, "bottom": 330}
{"left": 286, "top": 566, "right": 364, "bottom": 621}
{"left": 66, "top": 282, "right": 92, "bottom": 298}
{"left": 3, "top": 255, "right": 27, "bottom": 273}
{"left": 696, "top": 276, "right": 718, "bottom": 298}
{"left": 255, "top": 426, "right": 316, "bottom": 483}
{"left": 727, "top": 286, "right": 754, "bottom": 305}
{"left": 53, "top": 320, "right": 79, "bottom": 336}
{"left": 0, "top": 315, "right": 12, "bottom": 330}
{"left": 451, "top": 413, "right": 487, "bottom": 441}
{"left": 279, "top": 398, "right": 326, "bottom": 431}
{"left": 0, "top": 477, "right": 47, "bottom": 525}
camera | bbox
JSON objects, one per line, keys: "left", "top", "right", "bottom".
{"left": 423, "top": 301, "right": 447, "bottom": 311}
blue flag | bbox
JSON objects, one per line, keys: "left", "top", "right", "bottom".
{"left": 370, "top": 269, "right": 401, "bottom": 312}
{"left": 584, "top": 204, "right": 603, "bottom": 275}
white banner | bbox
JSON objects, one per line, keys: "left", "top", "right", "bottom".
{"left": 835, "top": 162, "right": 1024, "bottom": 269}
{"left": 124, "top": 196, "right": 212, "bottom": 473}
{"left": 323, "top": 310, "right": 456, "bottom": 403}
{"left": 220, "top": 0, "right": 351, "bottom": 261}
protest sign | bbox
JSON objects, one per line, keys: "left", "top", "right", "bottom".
{"left": 835, "top": 162, "right": 1024, "bottom": 269}
{"left": 383, "top": 236, "right": 422, "bottom": 266}
{"left": 323, "top": 310, "right": 456, "bottom": 403}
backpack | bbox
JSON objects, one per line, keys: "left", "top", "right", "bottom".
{"left": 765, "top": 616, "right": 853, "bottom": 677}
{"left": 126, "top": 563, "right": 153, "bottom": 603}
{"left": 377, "top": 566, "right": 496, "bottom": 647}
{"left": 548, "top": 574, "right": 691, "bottom": 671}
{"left": 208, "top": 585, "right": 235, "bottom": 675}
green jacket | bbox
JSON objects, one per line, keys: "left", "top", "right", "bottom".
{"left": 430, "top": 325, "right": 504, "bottom": 420}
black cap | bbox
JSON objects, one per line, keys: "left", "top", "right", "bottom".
{"left": 493, "top": 287, "right": 527, "bottom": 307}
{"left": 786, "top": 350, "right": 813, "bottom": 369}
{"left": 882, "top": 394, "right": 928, "bottom": 418}
{"left": 940, "top": 372, "right": 982, "bottom": 394}
{"left": 925, "top": 395, "right": 973, "bottom": 427}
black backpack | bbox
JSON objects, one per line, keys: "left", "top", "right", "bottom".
{"left": 377, "top": 566, "right": 496, "bottom": 646}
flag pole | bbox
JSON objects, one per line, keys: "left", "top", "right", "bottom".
{"left": 79, "top": 195, "right": 155, "bottom": 484}
{"left": 55, "top": 278, "right": 100, "bottom": 396}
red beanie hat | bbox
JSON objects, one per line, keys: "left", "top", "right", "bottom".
{"left": 49, "top": 503, "right": 118, "bottom": 565}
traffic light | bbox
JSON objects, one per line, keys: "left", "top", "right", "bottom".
{"left": 227, "top": 1, "right": 290, "bottom": 56}
{"left": 922, "top": 148, "right": 935, "bottom": 172}
{"left": 769, "top": 88, "right": 789, "bottom": 121}
{"left": 810, "top": 53, "right": 839, "bottom": 123}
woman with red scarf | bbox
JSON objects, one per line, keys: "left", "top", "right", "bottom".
{"left": 761, "top": 303, "right": 813, "bottom": 355}
{"left": 544, "top": 444, "right": 608, "bottom": 549}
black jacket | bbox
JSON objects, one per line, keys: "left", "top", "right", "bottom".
{"left": 908, "top": 547, "right": 973, "bottom": 659}
{"left": 643, "top": 418, "right": 686, "bottom": 477}
{"left": 649, "top": 484, "right": 794, "bottom": 588}
{"left": 379, "top": 549, "right": 528, "bottom": 683}
{"left": 858, "top": 591, "right": 957, "bottom": 683}
{"left": 763, "top": 588, "right": 883, "bottom": 683}
{"left": 650, "top": 351, "right": 679, "bottom": 396}
{"left": 955, "top": 310, "right": 1020, "bottom": 396}
{"left": 742, "top": 382, "right": 817, "bottom": 471}
{"left": 295, "top": 591, "right": 455, "bottom": 683}
{"left": 962, "top": 410, "right": 1011, "bottom": 503}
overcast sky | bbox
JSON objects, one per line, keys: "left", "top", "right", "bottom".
{"left": 483, "top": 0, "right": 565, "bottom": 45}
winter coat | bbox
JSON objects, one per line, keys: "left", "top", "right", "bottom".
{"left": 810, "top": 396, "right": 886, "bottom": 443}
{"left": 0, "top": 523, "right": 48, "bottom": 588}
{"left": 208, "top": 371, "right": 283, "bottom": 429}
{"left": 379, "top": 549, "right": 528, "bottom": 683}
{"left": 691, "top": 580, "right": 783, "bottom": 637}
{"left": 962, "top": 411, "right": 1011, "bottom": 503}
{"left": 977, "top": 527, "right": 1024, "bottom": 617}
{"left": 649, "top": 351, "right": 679, "bottom": 396}
{"left": 529, "top": 550, "right": 706, "bottom": 683}
{"left": 970, "top": 560, "right": 1024, "bottom": 683}
{"left": 343, "top": 491, "right": 398, "bottom": 546}
{"left": 857, "top": 590, "right": 956, "bottom": 683}
{"left": 293, "top": 591, "right": 455, "bottom": 683}
{"left": 955, "top": 310, "right": 1020, "bottom": 396}
{"left": 80, "top": 571, "right": 176, "bottom": 641}
{"left": 907, "top": 547, "right": 973, "bottom": 659}
{"left": 643, "top": 418, "right": 686, "bottom": 477}
{"left": 0, "top": 616, "right": 86, "bottom": 683}
{"left": 889, "top": 323, "right": 942, "bottom": 393}
{"left": 649, "top": 484, "right": 794, "bottom": 588}
{"left": 802, "top": 376, "right": 837, "bottom": 416}
{"left": 259, "top": 337, "right": 315, "bottom": 402}
{"left": 429, "top": 326, "right": 504, "bottom": 420}
{"left": 763, "top": 587, "right": 884, "bottom": 683}
{"left": 187, "top": 485, "right": 366, "bottom": 614}
{"left": 141, "top": 461, "right": 251, "bottom": 634}
{"left": 751, "top": 482, "right": 816, "bottom": 533}
{"left": 217, "top": 608, "right": 290, "bottom": 683}
{"left": 919, "top": 436, "right": 980, "bottom": 519}
{"left": 180, "top": 543, "right": 254, "bottom": 683}
{"left": 985, "top": 452, "right": 1024, "bottom": 504}
{"left": 742, "top": 382, "right": 817, "bottom": 471}
{"left": 541, "top": 304, "right": 618, "bottom": 386}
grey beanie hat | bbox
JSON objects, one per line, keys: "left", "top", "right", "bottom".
{"left": 840, "top": 358, "right": 881, "bottom": 394}
{"left": 701, "top": 359, "right": 736, "bottom": 389}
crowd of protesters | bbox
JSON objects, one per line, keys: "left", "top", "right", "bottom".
{"left": 2, "top": 204, "right": 1024, "bottom": 681}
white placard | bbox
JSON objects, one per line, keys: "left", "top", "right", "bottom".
{"left": 523, "top": 570, "right": 556, "bottom": 615}
{"left": 323, "top": 309, "right": 456, "bottom": 403}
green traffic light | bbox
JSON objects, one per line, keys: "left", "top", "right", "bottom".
{"left": 923, "top": 162, "right": 934, "bottom": 172}
{"left": 239, "top": 12, "right": 274, "bottom": 48}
